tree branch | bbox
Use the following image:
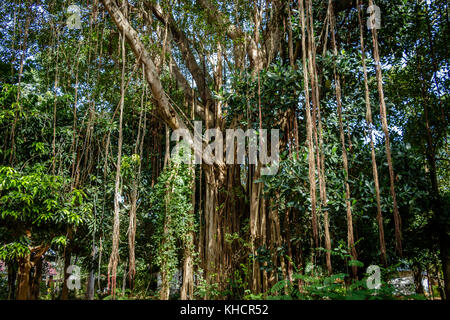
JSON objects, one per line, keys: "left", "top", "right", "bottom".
{"left": 101, "top": 0, "right": 187, "bottom": 132}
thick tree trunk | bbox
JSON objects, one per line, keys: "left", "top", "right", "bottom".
{"left": 17, "top": 254, "right": 32, "bottom": 300}
{"left": 181, "top": 228, "right": 195, "bottom": 300}
{"left": 16, "top": 243, "right": 49, "bottom": 300}
{"left": 203, "top": 166, "right": 220, "bottom": 287}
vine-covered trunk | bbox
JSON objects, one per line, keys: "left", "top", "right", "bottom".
{"left": 181, "top": 163, "right": 195, "bottom": 300}
{"left": 181, "top": 228, "right": 195, "bottom": 300}
{"left": 128, "top": 178, "right": 138, "bottom": 291}
{"left": 160, "top": 177, "right": 173, "bottom": 300}
{"left": 299, "top": 0, "right": 318, "bottom": 255}
{"left": 108, "top": 21, "right": 127, "bottom": 299}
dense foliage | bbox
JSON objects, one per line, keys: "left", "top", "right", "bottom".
{"left": 0, "top": 0, "right": 448, "bottom": 300}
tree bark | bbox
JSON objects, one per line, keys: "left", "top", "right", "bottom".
{"left": 17, "top": 254, "right": 32, "bottom": 300}
{"left": 108, "top": 26, "right": 126, "bottom": 299}
{"left": 299, "top": 0, "right": 318, "bottom": 255}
